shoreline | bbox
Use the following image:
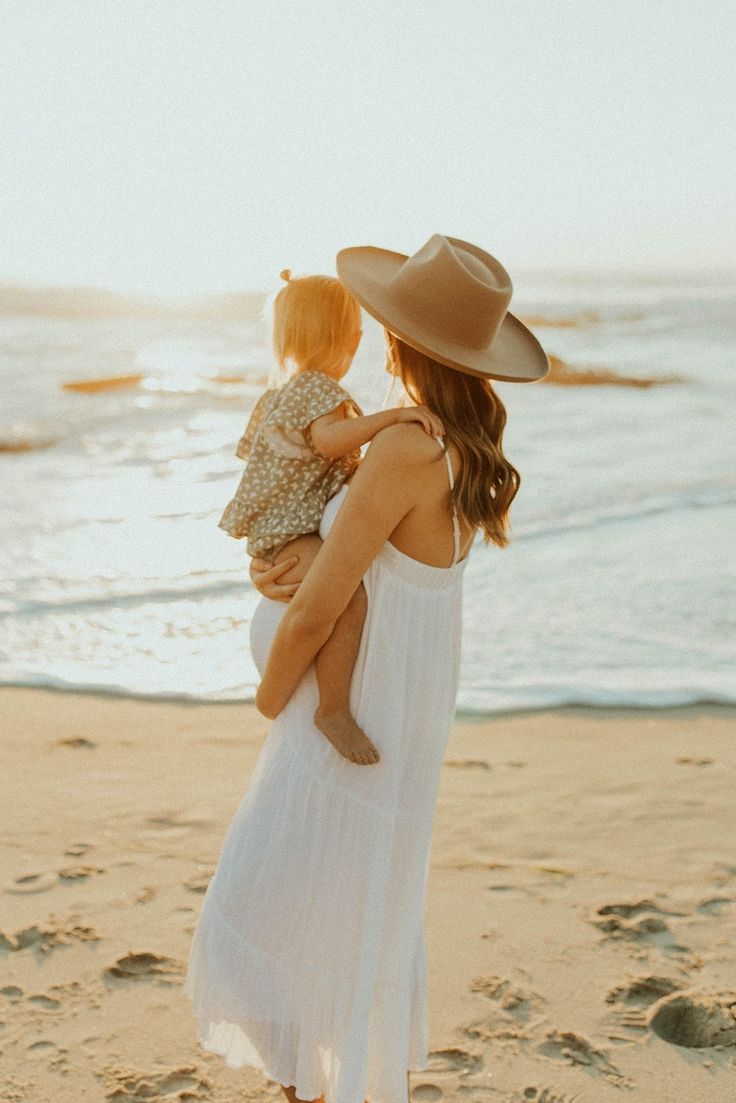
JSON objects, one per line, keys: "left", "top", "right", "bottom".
{"left": 2, "top": 679, "right": 734, "bottom": 718}
{"left": 2, "top": 688, "right": 735, "bottom": 1101}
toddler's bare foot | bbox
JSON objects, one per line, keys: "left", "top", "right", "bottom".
{"left": 314, "top": 708, "right": 380, "bottom": 765}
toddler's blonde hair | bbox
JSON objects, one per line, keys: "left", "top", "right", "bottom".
{"left": 267, "top": 269, "right": 361, "bottom": 382}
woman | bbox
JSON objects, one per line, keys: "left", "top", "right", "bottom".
{"left": 185, "top": 234, "right": 549, "bottom": 1103}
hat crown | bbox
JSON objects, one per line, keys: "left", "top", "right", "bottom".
{"left": 389, "top": 235, "right": 513, "bottom": 350}
{"left": 335, "top": 233, "right": 548, "bottom": 382}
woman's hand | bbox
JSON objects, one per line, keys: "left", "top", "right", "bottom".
{"left": 395, "top": 404, "right": 445, "bottom": 438}
{"left": 249, "top": 555, "right": 300, "bottom": 602}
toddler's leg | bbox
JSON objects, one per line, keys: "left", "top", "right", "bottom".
{"left": 266, "top": 537, "right": 379, "bottom": 767}
{"left": 314, "top": 580, "right": 380, "bottom": 766}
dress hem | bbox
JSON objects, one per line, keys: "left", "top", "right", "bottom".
{"left": 192, "top": 1016, "right": 430, "bottom": 1102}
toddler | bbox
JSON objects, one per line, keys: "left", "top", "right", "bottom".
{"left": 219, "top": 269, "right": 444, "bottom": 766}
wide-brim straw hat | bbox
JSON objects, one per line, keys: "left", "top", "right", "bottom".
{"left": 336, "top": 234, "right": 549, "bottom": 383}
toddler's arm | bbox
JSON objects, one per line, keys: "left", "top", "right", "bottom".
{"left": 309, "top": 402, "right": 444, "bottom": 460}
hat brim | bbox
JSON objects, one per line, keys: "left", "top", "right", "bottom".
{"left": 337, "top": 245, "right": 549, "bottom": 383}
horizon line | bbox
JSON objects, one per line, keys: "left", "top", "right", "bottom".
{"left": 2, "top": 263, "right": 736, "bottom": 300}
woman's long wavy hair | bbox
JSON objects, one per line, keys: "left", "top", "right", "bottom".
{"left": 385, "top": 331, "right": 521, "bottom": 548}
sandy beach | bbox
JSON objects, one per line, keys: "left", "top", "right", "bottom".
{"left": 1, "top": 689, "right": 734, "bottom": 1102}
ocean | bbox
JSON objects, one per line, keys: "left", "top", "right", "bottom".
{"left": 1, "top": 271, "right": 734, "bottom": 714}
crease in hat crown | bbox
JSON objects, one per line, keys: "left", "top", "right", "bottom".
{"left": 335, "top": 233, "right": 550, "bottom": 383}
{"left": 383, "top": 235, "right": 512, "bottom": 350}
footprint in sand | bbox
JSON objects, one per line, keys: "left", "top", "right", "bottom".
{"left": 469, "top": 974, "right": 546, "bottom": 1024}
{"left": 26, "top": 993, "right": 62, "bottom": 1011}
{"left": 521, "top": 1088, "right": 583, "bottom": 1103}
{"left": 605, "top": 974, "right": 685, "bottom": 1035}
{"left": 411, "top": 1085, "right": 444, "bottom": 1101}
{"left": 7, "top": 916, "right": 100, "bottom": 954}
{"left": 26, "top": 1038, "right": 70, "bottom": 1074}
{"left": 607, "top": 973, "right": 684, "bottom": 1007}
{"left": 1, "top": 985, "right": 24, "bottom": 1000}
{"left": 4, "top": 870, "right": 56, "bottom": 895}
{"left": 536, "top": 1030, "right": 629, "bottom": 1086}
{"left": 184, "top": 868, "right": 214, "bottom": 894}
{"left": 27, "top": 1039, "right": 57, "bottom": 1058}
{"left": 463, "top": 1018, "right": 531, "bottom": 1045}
{"left": 99, "top": 1062, "right": 211, "bottom": 1100}
{"left": 64, "top": 841, "right": 97, "bottom": 857}
{"left": 104, "top": 950, "right": 184, "bottom": 985}
{"left": 647, "top": 989, "right": 736, "bottom": 1048}
{"left": 697, "top": 895, "right": 733, "bottom": 915}
{"left": 444, "top": 759, "right": 491, "bottom": 770}
{"left": 24, "top": 1037, "right": 71, "bottom": 1075}
{"left": 427, "top": 1046, "right": 483, "bottom": 1076}
{"left": 589, "top": 898, "right": 688, "bottom": 948}
{"left": 7, "top": 861, "right": 101, "bottom": 894}
{"left": 58, "top": 864, "right": 105, "bottom": 882}
{"left": 132, "top": 885, "right": 158, "bottom": 904}
{"left": 57, "top": 736, "right": 96, "bottom": 748}
{"left": 143, "top": 810, "right": 214, "bottom": 839}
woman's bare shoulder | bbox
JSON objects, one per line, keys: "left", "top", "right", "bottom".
{"left": 363, "top": 422, "right": 442, "bottom": 468}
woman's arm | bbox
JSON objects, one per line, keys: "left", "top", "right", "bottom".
{"left": 254, "top": 425, "right": 429, "bottom": 718}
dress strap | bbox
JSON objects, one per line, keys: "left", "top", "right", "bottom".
{"left": 436, "top": 435, "right": 462, "bottom": 567}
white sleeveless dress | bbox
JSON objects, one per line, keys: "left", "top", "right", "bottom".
{"left": 185, "top": 438, "right": 469, "bottom": 1103}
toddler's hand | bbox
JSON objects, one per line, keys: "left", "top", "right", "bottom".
{"left": 396, "top": 405, "right": 445, "bottom": 438}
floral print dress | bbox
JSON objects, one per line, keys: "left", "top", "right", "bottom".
{"left": 218, "top": 369, "right": 364, "bottom": 559}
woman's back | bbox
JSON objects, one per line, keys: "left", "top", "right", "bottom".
{"left": 376, "top": 430, "right": 476, "bottom": 569}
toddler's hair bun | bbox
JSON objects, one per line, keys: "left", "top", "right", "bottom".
{"left": 280, "top": 268, "right": 292, "bottom": 283}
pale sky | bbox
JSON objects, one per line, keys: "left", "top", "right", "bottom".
{"left": 1, "top": 0, "right": 734, "bottom": 294}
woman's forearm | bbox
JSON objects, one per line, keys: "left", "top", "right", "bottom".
{"left": 255, "top": 606, "right": 335, "bottom": 718}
